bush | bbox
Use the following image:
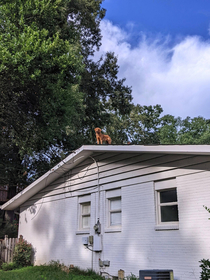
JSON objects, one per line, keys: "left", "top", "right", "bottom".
{"left": 126, "top": 273, "right": 138, "bottom": 280}
{"left": 13, "top": 236, "right": 32, "bottom": 267}
{"left": 70, "top": 266, "right": 102, "bottom": 279}
{"left": 200, "top": 259, "right": 210, "bottom": 280}
{"left": 1, "top": 262, "right": 19, "bottom": 271}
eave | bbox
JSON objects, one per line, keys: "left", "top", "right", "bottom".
{"left": 2, "top": 144, "right": 210, "bottom": 210}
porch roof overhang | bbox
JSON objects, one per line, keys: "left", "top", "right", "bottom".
{"left": 2, "top": 144, "right": 210, "bottom": 210}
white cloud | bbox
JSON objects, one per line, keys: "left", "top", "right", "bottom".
{"left": 96, "top": 20, "right": 210, "bottom": 118}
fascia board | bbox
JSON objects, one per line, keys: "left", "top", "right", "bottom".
{"left": 81, "top": 145, "right": 210, "bottom": 155}
{"left": 2, "top": 144, "right": 210, "bottom": 210}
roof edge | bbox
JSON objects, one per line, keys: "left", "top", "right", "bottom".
{"left": 81, "top": 144, "right": 210, "bottom": 155}
{"left": 1, "top": 146, "right": 92, "bottom": 210}
{"left": 2, "top": 144, "right": 210, "bottom": 210}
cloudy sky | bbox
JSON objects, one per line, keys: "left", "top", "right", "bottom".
{"left": 95, "top": 0, "right": 210, "bottom": 119}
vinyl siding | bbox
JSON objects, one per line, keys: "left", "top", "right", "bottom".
{"left": 19, "top": 152, "right": 210, "bottom": 280}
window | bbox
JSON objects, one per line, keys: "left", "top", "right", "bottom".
{"left": 80, "top": 202, "right": 91, "bottom": 229}
{"left": 106, "top": 189, "right": 122, "bottom": 231}
{"left": 155, "top": 179, "right": 179, "bottom": 230}
{"left": 157, "top": 189, "right": 178, "bottom": 223}
{"left": 109, "top": 197, "right": 121, "bottom": 226}
{"left": 78, "top": 195, "right": 91, "bottom": 232}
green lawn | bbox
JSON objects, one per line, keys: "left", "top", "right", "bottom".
{"left": 0, "top": 265, "right": 106, "bottom": 280}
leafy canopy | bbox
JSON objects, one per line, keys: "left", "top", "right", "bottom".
{"left": 0, "top": 0, "right": 87, "bottom": 193}
{"left": 0, "top": 0, "right": 84, "bottom": 156}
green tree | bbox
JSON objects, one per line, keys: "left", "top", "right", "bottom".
{"left": 0, "top": 0, "right": 84, "bottom": 155}
{"left": 0, "top": 0, "right": 88, "bottom": 199}
{"left": 125, "top": 104, "right": 163, "bottom": 144}
{"left": 0, "top": 0, "right": 133, "bottom": 187}
{"left": 107, "top": 104, "right": 163, "bottom": 144}
{"left": 178, "top": 117, "right": 210, "bottom": 144}
{"left": 159, "top": 116, "right": 210, "bottom": 145}
{"left": 159, "top": 115, "right": 180, "bottom": 144}
{"left": 64, "top": 2, "right": 132, "bottom": 147}
{"left": 67, "top": 0, "right": 106, "bottom": 56}
{"left": 77, "top": 52, "right": 132, "bottom": 144}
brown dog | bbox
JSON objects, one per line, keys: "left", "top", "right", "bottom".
{"left": 94, "top": 127, "right": 112, "bottom": 144}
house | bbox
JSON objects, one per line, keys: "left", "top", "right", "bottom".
{"left": 1, "top": 145, "right": 210, "bottom": 280}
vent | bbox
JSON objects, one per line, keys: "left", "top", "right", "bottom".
{"left": 139, "top": 270, "right": 174, "bottom": 280}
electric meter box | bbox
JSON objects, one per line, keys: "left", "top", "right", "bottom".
{"left": 93, "top": 235, "right": 102, "bottom": 251}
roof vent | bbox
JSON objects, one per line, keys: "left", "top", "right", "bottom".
{"left": 139, "top": 270, "right": 174, "bottom": 280}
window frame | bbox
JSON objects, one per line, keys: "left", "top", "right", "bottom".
{"left": 80, "top": 202, "right": 91, "bottom": 230}
{"left": 105, "top": 189, "right": 122, "bottom": 232}
{"left": 155, "top": 179, "right": 179, "bottom": 230}
{"left": 108, "top": 196, "right": 122, "bottom": 227}
{"left": 77, "top": 195, "right": 91, "bottom": 234}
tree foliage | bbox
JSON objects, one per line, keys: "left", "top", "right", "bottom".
{"left": 78, "top": 52, "right": 132, "bottom": 144}
{"left": 0, "top": 0, "right": 133, "bottom": 189}
{"left": 107, "top": 104, "right": 210, "bottom": 145}
{"left": 0, "top": 0, "right": 90, "bottom": 194}
{"left": 127, "top": 104, "right": 163, "bottom": 144}
{"left": 0, "top": 0, "right": 84, "bottom": 155}
{"left": 200, "top": 259, "right": 210, "bottom": 280}
{"left": 159, "top": 115, "right": 210, "bottom": 145}
{"left": 107, "top": 104, "right": 163, "bottom": 144}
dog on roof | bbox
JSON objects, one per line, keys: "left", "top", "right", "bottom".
{"left": 94, "top": 127, "right": 112, "bottom": 145}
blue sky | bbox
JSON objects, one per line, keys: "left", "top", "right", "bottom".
{"left": 96, "top": 0, "right": 210, "bottom": 118}
{"left": 103, "top": 0, "right": 210, "bottom": 40}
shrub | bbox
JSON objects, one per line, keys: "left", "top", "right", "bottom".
{"left": 200, "top": 259, "right": 210, "bottom": 280}
{"left": 126, "top": 273, "right": 138, "bottom": 280}
{"left": 70, "top": 266, "right": 102, "bottom": 278}
{"left": 1, "top": 262, "right": 19, "bottom": 271}
{"left": 13, "top": 236, "right": 32, "bottom": 267}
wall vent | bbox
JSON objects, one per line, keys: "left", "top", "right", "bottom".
{"left": 139, "top": 270, "right": 174, "bottom": 280}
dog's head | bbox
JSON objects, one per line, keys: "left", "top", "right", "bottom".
{"left": 94, "top": 127, "right": 101, "bottom": 134}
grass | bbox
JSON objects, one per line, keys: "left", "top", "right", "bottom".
{"left": 0, "top": 264, "right": 106, "bottom": 280}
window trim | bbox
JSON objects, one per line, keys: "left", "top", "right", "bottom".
{"left": 155, "top": 179, "right": 179, "bottom": 231}
{"left": 109, "top": 196, "right": 122, "bottom": 227}
{"left": 80, "top": 202, "right": 91, "bottom": 230}
{"left": 105, "top": 189, "right": 122, "bottom": 232}
{"left": 77, "top": 195, "right": 91, "bottom": 234}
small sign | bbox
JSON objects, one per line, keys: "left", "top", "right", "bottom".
{"left": 144, "top": 277, "right": 152, "bottom": 280}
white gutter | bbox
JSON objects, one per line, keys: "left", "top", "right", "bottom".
{"left": 82, "top": 144, "right": 210, "bottom": 155}
{"left": 1, "top": 146, "right": 92, "bottom": 211}
{"left": 2, "top": 144, "right": 210, "bottom": 210}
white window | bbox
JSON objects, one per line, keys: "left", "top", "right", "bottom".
{"left": 155, "top": 179, "right": 179, "bottom": 230}
{"left": 109, "top": 197, "right": 121, "bottom": 226}
{"left": 78, "top": 195, "right": 91, "bottom": 231}
{"left": 106, "top": 189, "right": 121, "bottom": 230}
{"left": 80, "top": 202, "right": 91, "bottom": 229}
{"left": 157, "top": 188, "right": 178, "bottom": 223}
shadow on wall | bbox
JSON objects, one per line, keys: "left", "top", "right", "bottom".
{"left": 21, "top": 194, "right": 92, "bottom": 267}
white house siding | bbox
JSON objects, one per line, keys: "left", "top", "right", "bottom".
{"left": 19, "top": 152, "right": 210, "bottom": 280}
